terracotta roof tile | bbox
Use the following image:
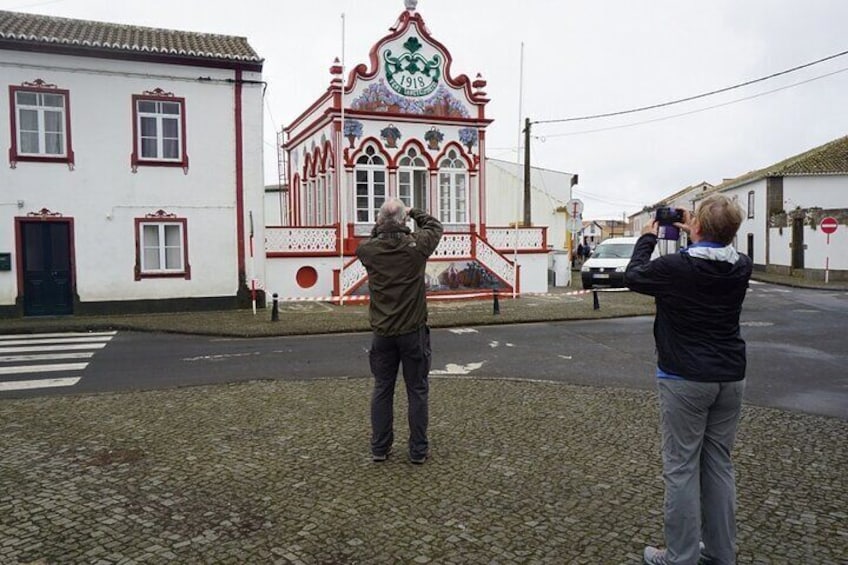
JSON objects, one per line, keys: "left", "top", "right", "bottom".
{"left": 714, "top": 135, "right": 848, "bottom": 192}
{"left": 0, "top": 10, "right": 262, "bottom": 64}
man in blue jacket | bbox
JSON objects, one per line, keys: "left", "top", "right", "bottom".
{"left": 625, "top": 193, "right": 753, "bottom": 565}
{"left": 356, "top": 198, "right": 443, "bottom": 465}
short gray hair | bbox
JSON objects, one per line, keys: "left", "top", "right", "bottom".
{"left": 376, "top": 197, "right": 407, "bottom": 226}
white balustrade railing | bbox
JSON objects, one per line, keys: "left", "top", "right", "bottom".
{"left": 486, "top": 227, "right": 546, "bottom": 251}
{"left": 339, "top": 259, "right": 368, "bottom": 296}
{"left": 266, "top": 226, "right": 338, "bottom": 254}
{"left": 474, "top": 235, "right": 516, "bottom": 288}
{"left": 432, "top": 234, "right": 472, "bottom": 258}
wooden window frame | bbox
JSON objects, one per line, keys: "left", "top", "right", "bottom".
{"left": 354, "top": 147, "right": 387, "bottom": 224}
{"left": 131, "top": 91, "right": 189, "bottom": 173}
{"left": 8, "top": 83, "right": 75, "bottom": 169}
{"left": 134, "top": 215, "right": 191, "bottom": 280}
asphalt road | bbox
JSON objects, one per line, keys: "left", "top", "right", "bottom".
{"left": 2, "top": 282, "right": 847, "bottom": 419}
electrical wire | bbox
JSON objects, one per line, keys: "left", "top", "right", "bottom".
{"left": 540, "top": 66, "right": 848, "bottom": 139}
{"left": 572, "top": 189, "right": 646, "bottom": 208}
{"left": 534, "top": 48, "right": 848, "bottom": 125}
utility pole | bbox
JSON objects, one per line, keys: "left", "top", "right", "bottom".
{"left": 523, "top": 117, "right": 531, "bottom": 226}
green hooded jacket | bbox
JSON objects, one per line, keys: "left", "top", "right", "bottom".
{"left": 355, "top": 209, "right": 444, "bottom": 336}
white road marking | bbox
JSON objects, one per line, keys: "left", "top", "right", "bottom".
{"left": 431, "top": 362, "right": 485, "bottom": 375}
{"left": 489, "top": 341, "right": 499, "bottom": 348}
{"left": 182, "top": 352, "right": 261, "bottom": 362}
{"left": 0, "top": 352, "right": 95, "bottom": 363}
{"left": 740, "top": 321, "right": 774, "bottom": 327}
{"left": 0, "top": 362, "right": 89, "bottom": 376}
{"left": 0, "top": 377, "right": 81, "bottom": 391}
{"left": 0, "top": 336, "right": 115, "bottom": 346}
{"left": 0, "top": 332, "right": 115, "bottom": 392}
{"left": 558, "top": 355, "right": 573, "bottom": 360}
{"left": 449, "top": 328, "right": 479, "bottom": 334}
{"left": 0, "top": 343, "right": 107, "bottom": 354}
{"left": 0, "top": 331, "right": 116, "bottom": 341}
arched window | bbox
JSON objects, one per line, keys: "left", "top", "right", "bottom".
{"left": 324, "top": 172, "right": 335, "bottom": 224}
{"left": 355, "top": 146, "right": 387, "bottom": 223}
{"left": 316, "top": 176, "right": 326, "bottom": 225}
{"left": 398, "top": 146, "right": 429, "bottom": 212}
{"left": 305, "top": 178, "right": 316, "bottom": 225}
{"left": 438, "top": 149, "right": 467, "bottom": 223}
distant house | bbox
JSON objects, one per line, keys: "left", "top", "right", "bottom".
{"left": 579, "top": 221, "right": 604, "bottom": 246}
{"left": 704, "top": 135, "right": 848, "bottom": 281}
{"left": 629, "top": 181, "right": 713, "bottom": 252}
{"left": 0, "top": 11, "right": 265, "bottom": 316}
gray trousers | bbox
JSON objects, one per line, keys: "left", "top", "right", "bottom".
{"left": 658, "top": 378, "right": 745, "bottom": 565}
{"left": 369, "top": 325, "right": 431, "bottom": 458}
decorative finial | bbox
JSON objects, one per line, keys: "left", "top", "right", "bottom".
{"left": 404, "top": 0, "right": 418, "bottom": 11}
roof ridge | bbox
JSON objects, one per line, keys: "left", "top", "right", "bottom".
{"left": 0, "top": 9, "right": 262, "bottom": 64}
{"left": 0, "top": 9, "right": 249, "bottom": 41}
{"left": 711, "top": 134, "right": 848, "bottom": 192}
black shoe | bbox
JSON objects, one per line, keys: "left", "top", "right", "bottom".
{"left": 409, "top": 451, "right": 429, "bottom": 465}
{"left": 372, "top": 448, "right": 392, "bottom": 462}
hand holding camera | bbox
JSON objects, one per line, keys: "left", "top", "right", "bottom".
{"left": 655, "top": 207, "right": 688, "bottom": 241}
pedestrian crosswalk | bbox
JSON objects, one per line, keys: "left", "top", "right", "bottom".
{"left": 0, "top": 331, "right": 116, "bottom": 392}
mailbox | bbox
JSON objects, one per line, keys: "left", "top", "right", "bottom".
{"left": 0, "top": 253, "right": 10, "bottom": 271}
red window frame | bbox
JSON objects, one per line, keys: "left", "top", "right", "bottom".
{"left": 133, "top": 215, "right": 191, "bottom": 281}
{"left": 131, "top": 92, "right": 189, "bottom": 173}
{"left": 8, "top": 83, "right": 75, "bottom": 169}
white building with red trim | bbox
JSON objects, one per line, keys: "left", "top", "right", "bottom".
{"left": 267, "top": 3, "right": 570, "bottom": 301}
{"left": 0, "top": 10, "right": 264, "bottom": 316}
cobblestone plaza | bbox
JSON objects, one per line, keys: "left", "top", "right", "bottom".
{"left": 1, "top": 377, "right": 845, "bottom": 564}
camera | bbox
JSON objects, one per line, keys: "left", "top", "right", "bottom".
{"left": 655, "top": 207, "right": 684, "bottom": 241}
{"left": 655, "top": 207, "right": 684, "bottom": 226}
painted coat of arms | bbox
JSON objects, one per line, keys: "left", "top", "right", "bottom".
{"left": 383, "top": 36, "right": 441, "bottom": 97}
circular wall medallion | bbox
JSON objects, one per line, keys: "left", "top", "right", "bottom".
{"left": 296, "top": 266, "right": 318, "bottom": 289}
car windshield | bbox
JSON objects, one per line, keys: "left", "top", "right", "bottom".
{"left": 592, "top": 243, "right": 635, "bottom": 259}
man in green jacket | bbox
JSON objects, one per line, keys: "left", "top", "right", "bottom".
{"left": 355, "top": 198, "right": 443, "bottom": 464}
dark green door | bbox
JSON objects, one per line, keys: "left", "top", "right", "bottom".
{"left": 22, "top": 221, "right": 73, "bottom": 316}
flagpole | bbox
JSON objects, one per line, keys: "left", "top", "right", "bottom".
{"left": 514, "top": 42, "right": 524, "bottom": 299}
{"left": 339, "top": 12, "right": 346, "bottom": 305}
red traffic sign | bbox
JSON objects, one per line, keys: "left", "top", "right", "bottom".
{"left": 820, "top": 216, "right": 838, "bottom": 235}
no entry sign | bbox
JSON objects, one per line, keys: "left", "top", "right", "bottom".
{"left": 820, "top": 216, "right": 838, "bottom": 234}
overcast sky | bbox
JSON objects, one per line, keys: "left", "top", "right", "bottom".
{"left": 6, "top": 0, "right": 848, "bottom": 219}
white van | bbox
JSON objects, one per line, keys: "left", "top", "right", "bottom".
{"left": 580, "top": 236, "right": 658, "bottom": 289}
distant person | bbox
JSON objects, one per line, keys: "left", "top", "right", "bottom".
{"left": 355, "top": 198, "right": 444, "bottom": 464}
{"left": 625, "top": 194, "right": 753, "bottom": 565}
{"left": 575, "top": 242, "right": 585, "bottom": 266}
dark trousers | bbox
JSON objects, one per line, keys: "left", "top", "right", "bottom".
{"left": 369, "top": 325, "right": 431, "bottom": 458}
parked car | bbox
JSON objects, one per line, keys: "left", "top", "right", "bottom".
{"left": 580, "top": 236, "right": 658, "bottom": 289}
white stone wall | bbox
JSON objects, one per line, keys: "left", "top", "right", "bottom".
{"left": 513, "top": 253, "right": 549, "bottom": 294}
{"left": 265, "top": 256, "right": 345, "bottom": 299}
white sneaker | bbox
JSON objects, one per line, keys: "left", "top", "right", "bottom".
{"left": 643, "top": 542, "right": 710, "bottom": 565}
{"left": 643, "top": 546, "right": 669, "bottom": 565}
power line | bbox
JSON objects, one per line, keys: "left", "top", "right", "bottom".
{"left": 572, "top": 188, "right": 645, "bottom": 207}
{"left": 534, "top": 48, "right": 848, "bottom": 125}
{"left": 541, "top": 66, "right": 848, "bottom": 139}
